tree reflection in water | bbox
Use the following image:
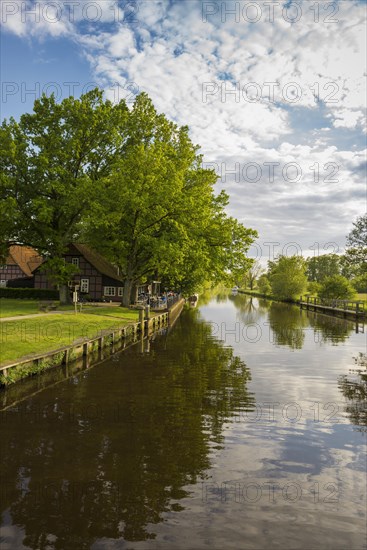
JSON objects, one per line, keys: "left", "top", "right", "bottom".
{"left": 0, "top": 309, "right": 254, "bottom": 549}
{"left": 306, "top": 310, "right": 356, "bottom": 345}
{"left": 268, "top": 302, "right": 309, "bottom": 350}
{"left": 228, "top": 293, "right": 268, "bottom": 326}
{"left": 338, "top": 353, "right": 367, "bottom": 431}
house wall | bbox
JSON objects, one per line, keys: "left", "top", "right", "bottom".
{"left": 101, "top": 275, "right": 124, "bottom": 302}
{"left": 33, "top": 271, "right": 57, "bottom": 291}
{"left": 65, "top": 252, "right": 101, "bottom": 301}
{"left": 0, "top": 264, "right": 27, "bottom": 287}
{"left": 34, "top": 251, "right": 124, "bottom": 302}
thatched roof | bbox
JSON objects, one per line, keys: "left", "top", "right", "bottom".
{"left": 70, "top": 244, "right": 124, "bottom": 282}
{"left": 6, "top": 246, "right": 43, "bottom": 277}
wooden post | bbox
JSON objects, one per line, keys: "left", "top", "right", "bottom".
{"left": 139, "top": 308, "right": 144, "bottom": 332}
{"left": 145, "top": 305, "right": 150, "bottom": 320}
{"left": 83, "top": 342, "right": 88, "bottom": 357}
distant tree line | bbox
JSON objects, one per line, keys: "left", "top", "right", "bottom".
{"left": 240, "top": 214, "right": 366, "bottom": 301}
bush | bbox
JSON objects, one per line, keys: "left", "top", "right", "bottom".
{"left": 257, "top": 274, "right": 272, "bottom": 295}
{"left": 307, "top": 281, "right": 321, "bottom": 295}
{"left": 318, "top": 275, "right": 356, "bottom": 301}
{"left": 351, "top": 273, "right": 367, "bottom": 293}
{"left": 0, "top": 287, "right": 59, "bottom": 300}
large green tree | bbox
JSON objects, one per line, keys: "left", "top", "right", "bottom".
{"left": 0, "top": 90, "right": 128, "bottom": 302}
{"left": 84, "top": 93, "right": 257, "bottom": 305}
{"left": 268, "top": 255, "right": 308, "bottom": 301}
{"left": 343, "top": 213, "right": 367, "bottom": 278}
{"left": 306, "top": 253, "right": 341, "bottom": 282}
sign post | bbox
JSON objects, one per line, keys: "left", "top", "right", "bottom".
{"left": 73, "top": 285, "right": 80, "bottom": 314}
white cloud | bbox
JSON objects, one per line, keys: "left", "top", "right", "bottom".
{"left": 2, "top": 0, "right": 366, "bottom": 253}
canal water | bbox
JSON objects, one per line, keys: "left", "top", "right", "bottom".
{"left": 0, "top": 294, "right": 366, "bottom": 549}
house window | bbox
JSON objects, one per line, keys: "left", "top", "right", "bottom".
{"left": 71, "top": 258, "right": 79, "bottom": 267}
{"left": 0, "top": 265, "right": 7, "bottom": 270}
{"left": 80, "top": 279, "right": 89, "bottom": 293}
{"left": 104, "top": 287, "right": 116, "bottom": 297}
{"left": 118, "top": 287, "right": 124, "bottom": 297}
{"left": 0, "top": 280, "right": 6, "bottom": 287}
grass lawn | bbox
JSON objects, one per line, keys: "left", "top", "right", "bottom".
{"left": 77, "top": 305, "right": 139, "bottom": 320}
{"left": 0, "top": 311, "right": 139, "bottom": 364}
{"left": 0, "top": 299, "right": 139, "bottom": 320}
{"left": 0, "top": 299, "right": 42, "bottom": 318}
{"left": 357, "top": 293, "right": 367, "bottom": 303}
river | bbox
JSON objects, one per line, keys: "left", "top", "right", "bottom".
{"left": 0, "top": 293, "right": 366, "bottom": 549}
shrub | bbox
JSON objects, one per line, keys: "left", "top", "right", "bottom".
{"left": 351, "top": 273, "right": 367, "bottom": 293}
{"left": 307, "top": 281, "right": 321, "bottom": 296}
{"left": 257, "top": 274, "right": 272, "bottom": 295}
{"left": 318, "top": 275, "right": 356, "bottom": 301}
{"left": 0, "top": 287, "right": 59, "bottom": 300}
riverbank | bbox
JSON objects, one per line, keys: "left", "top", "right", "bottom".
{"left": 0, "top": 299, "right": 185, "bottom": 387}
{"left": 238, "top": 289, "right": 293, "bottom": 302}
{"left": 0, "top": 306, "right": 140, "bottom": 364}
{"left": 239, "top": 289, "right": 365, "bottom": 321}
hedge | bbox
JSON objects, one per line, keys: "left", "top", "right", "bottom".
{"left": 0, "top": 288, "right": 59, "bottom": 299}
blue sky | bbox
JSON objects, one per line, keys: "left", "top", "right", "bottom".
{"left": 1, "top": 0, "right": 366, "bottom": 262}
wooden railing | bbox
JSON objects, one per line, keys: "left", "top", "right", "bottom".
{"left": 300, "top": 296, "right": 365, "bottom": 315}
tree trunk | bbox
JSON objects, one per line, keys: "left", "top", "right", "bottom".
{"left": 59, "top": 284, "right": 71, "bottom": 305}
{"left": 121, "top": 252, "right": 137, "bottom": 307}
{"left": 132, "top": 283, "right": 138, "bottom": 304}
{"left": 122, "top": 278, "right": 134, "bottom": 307}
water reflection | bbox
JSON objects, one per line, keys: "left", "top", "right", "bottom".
{"left": 228, "top": 293, "right": 359, "bottom": 350}
{"left": 229, "top": 293, "right": 268, "bottom": 325}
{"left": 267, "top": 302, "right": 309, "bottom": 350}
{"left": 306, "top": 310, "right": 356, "bottom": 345}
{"left": 338, "top": 353, "right": 367, "bottom": 432}
{"left": 0, "top": 309, "right": 254, "bottom": 548}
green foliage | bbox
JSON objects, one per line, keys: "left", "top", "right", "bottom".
{"left": 39, "top": 257, "right": 79, "bottom": 286}
{"left": 307, "top": 281, "right": 321, "bottom": 295}
{"left": 268, "top": 255, "right": 308, "bottom": 301}
{"left": 0, "top": 89, "right": 128, "bottom": 297}
{"left": 0, "top": 287, "right": 59, "bottom": 299}
{"left": 318, "top": 275, "right": 356, "bottom": 300}
{"left": 343, "top": 214, "right": 367, "bottom": 277}
{"left": 0, "top": 351, "right": 65, "bottom": 386}
{"left": 83, "top": 93, "right": 257, "bottom": 304}
{"left": 1, "top": 90, "right": 257, "bottom": 304}
{"left": 306, "top": 254, "right": 341, "bottom": 282}
{"left": 351, "top": 273, "right": 367, "bottom": 293}
{"left": 257, "top": 274, "right": 272, "bottom": 295}
{"left": 241, "top": 260, "right": 263, "bottom": 290}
